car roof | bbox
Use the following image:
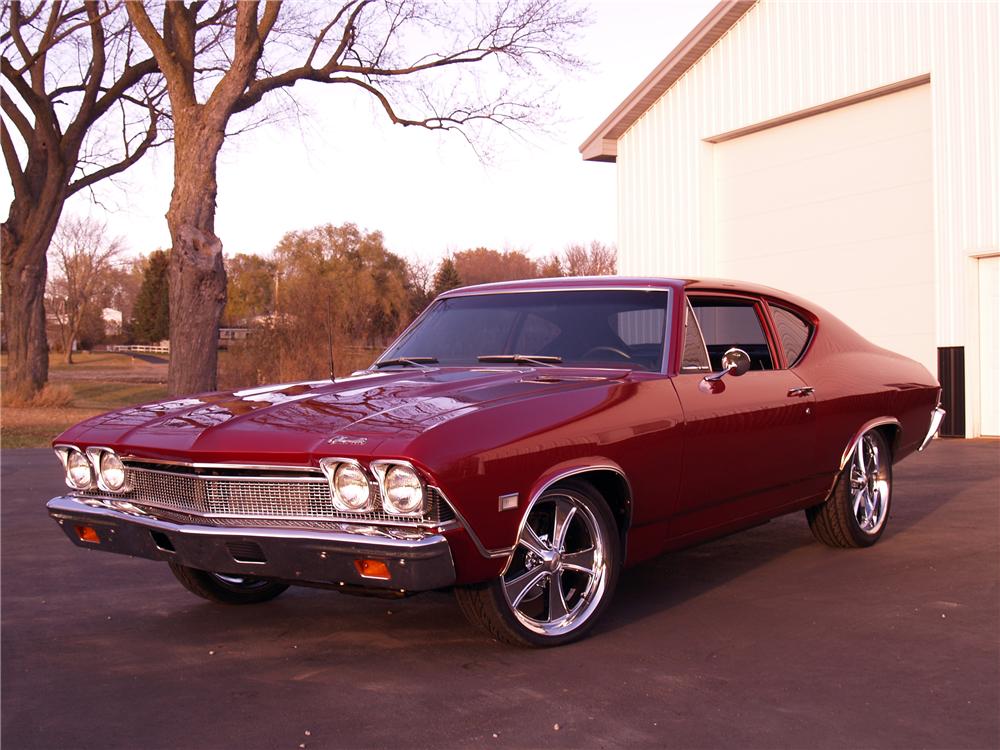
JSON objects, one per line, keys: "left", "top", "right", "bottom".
{"left": 439, "top": 276, "right": 815, "bottom": 311}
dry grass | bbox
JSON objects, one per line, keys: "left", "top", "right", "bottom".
{"left": 1, "top": 406, "right": 107, "bottom": 449}
{"left": 1, "top": 380, "right": 168, "bottom": 448}
{"left": 0, "top": 350, "right": 161, "bottom": 372}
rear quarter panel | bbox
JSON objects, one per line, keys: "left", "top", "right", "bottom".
{"left": 791, "top": 304, "right": 940, "bottom": 475}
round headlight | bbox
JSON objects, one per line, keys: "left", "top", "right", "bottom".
{"left": 99, "top": 451, "right": 127, "bottom": 492}
{"left": 65, "top": 449, "right": 93, "bottom": 490}
{"left": 333, "top": 463, "right": 371, "bottom": 511}
{"left": 383, "top": 465, "right": 424, "bottom": 515}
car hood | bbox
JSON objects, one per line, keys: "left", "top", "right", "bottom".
{"left": 59, "top": 367, "right": 630, "bottom": 463}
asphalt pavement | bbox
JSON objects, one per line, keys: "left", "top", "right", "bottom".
{"left": 2, "top": 440, "right": 998, "bottom": 749}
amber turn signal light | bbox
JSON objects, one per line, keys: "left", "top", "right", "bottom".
{"left": 75, "top": 525, "right": 100, "bottom": 544}
{"left": 354, "top": 559, "right": 391, "bottom": 580}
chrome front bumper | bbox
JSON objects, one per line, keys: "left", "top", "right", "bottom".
{"left": 919, "top": 406, "right": 947, "bottom": 451}
{"left": 47, "top": 495, "right": 456, "bottom": 592}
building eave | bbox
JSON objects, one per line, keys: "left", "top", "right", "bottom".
{"left": 579, "top": 0, "right": 757, "bottom": 163}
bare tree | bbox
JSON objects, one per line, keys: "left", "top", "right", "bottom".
{"left": 1, "top": 1, "right": 164, "bottom": 399}
{"left": 561, "top": 240, "right": 616, "bottom": 276}
{"left": 124, "top": 0, "right": 586, "bottom": 395}
{"left": 46, "top": 215, "right": 124, "bottom": 363}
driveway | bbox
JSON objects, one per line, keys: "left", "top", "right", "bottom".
{"left": 2, "top": 440, "right": 997, "bottom": 749}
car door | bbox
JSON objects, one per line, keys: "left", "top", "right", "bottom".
{"left": 669, "top": 294, "right": 817, "bottom": 540}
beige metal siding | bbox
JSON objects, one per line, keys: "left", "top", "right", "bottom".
{"left": 978, "top": 256, "right": 999, "bottom": 437}
{"left": 712, "top": 84, "right": 935, "bottom": 375}
{"left": 616, "top": 0, "right": 999, "bottom": 436}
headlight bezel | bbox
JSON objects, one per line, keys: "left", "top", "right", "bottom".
{"left": 88, "top": 447, "right": 129, "bottom": 493}
{"left": 371, "top": 460, "right": 426, "bottom": 517}
{"left": 55, "top": 444, "right": 94, "bottom": 490}
{"left": 319, "top": 457, "right": 375, "bottom": 513}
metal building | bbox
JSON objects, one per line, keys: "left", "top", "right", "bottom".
{"left": 581, "top": 0, "right": 999, "bottom": 438}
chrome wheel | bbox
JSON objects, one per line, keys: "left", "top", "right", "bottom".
{"left": 849, "top": 433, "right": 890, "bottom": 534}
{"left": 502, "top": 492, "right": 609, "bottom": 636}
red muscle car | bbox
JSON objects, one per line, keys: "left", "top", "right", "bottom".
{"left": 48, "top": 277, "right": 945, "bottom": 646}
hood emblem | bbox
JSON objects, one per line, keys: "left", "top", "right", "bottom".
{"left": 327, "top": 435, "right": 369, "bottom": 446}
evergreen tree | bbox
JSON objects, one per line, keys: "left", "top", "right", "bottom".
{"left": 131, "top": 250, "right": 170, "bottom": 343}
{"left": 432, "top": 258, "right": 463, "bottom": 296}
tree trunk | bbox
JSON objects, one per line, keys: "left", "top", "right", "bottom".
{"left": 1, "top": 206, "right": 56, "bottom": 401}
{"left": 165, "top": 120, "right": 228, "bottom": 396}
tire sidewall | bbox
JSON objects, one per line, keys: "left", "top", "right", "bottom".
{"left": 486, "top": 480, "right": 621, "bottom": 647}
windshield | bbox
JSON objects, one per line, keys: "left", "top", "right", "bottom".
{"left": 379, "top": 289, "right": 670, "bottom": 371}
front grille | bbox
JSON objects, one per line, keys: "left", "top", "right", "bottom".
{"left": 83, "top": 463, "right": 452, "bottom": 527}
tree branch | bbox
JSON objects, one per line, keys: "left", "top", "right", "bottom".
{"left": 66, "top": 107, "right": 159, "bottom": 196}
{"left": 125, "top": 0, "right": 196, "bottom": 107}
{"left": 1, "top": 108, "right": 29, "bottom": 197}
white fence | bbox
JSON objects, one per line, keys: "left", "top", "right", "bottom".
{"left": 108, "top": 344, "right": 170, "bottom": 354}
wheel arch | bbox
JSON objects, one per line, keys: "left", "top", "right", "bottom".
{"left": 839, "top": 417, "right": 901, "bottom": 471}
{"left": 502, "top": 460, "right": 632, "bottom": 574}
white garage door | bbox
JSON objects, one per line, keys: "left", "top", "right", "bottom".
{"left": 979, "top": 256, "right": 999, "bottom": 437}
{"left": 711, "top": 84, "right": 935, "bottom": 377}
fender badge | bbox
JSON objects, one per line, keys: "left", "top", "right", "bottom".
{"left": 327, "top": 436, "right": 369, "bottom": 446}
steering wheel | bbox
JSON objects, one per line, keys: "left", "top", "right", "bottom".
{"left": 582, "top": 345, "right": 633, "bottom": 361}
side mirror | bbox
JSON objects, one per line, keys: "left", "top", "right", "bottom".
{"left": 703, "top": 347, "right": 752, "bottom": 382}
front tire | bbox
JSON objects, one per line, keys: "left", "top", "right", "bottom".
{"left": 168, "top": 562, "right": 289, "bottom": 605}
{"left": 455, "top": 480, "right": 620, "bottom": 647}
{"left": 807, "top": 429, "right": 892, "bottom": 548}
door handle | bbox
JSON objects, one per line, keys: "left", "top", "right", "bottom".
{"left": 787, "top": 386, "right": 815, "bottom": 397}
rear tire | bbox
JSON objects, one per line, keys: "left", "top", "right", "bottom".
{"left": 455, "top": 480, "right": 620, "bottom": 647}
{"left": 168, "top": 562, "right": 289, "bottom": 605}
{"left": 807, "top": 429, "right": 892, "bottom": 548}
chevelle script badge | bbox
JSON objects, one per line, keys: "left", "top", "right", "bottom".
{"left": 327, "top": 435, "right": 368, "bottom": 446}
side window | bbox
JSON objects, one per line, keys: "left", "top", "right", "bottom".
{"left": 680, "top": 300, "right": 711, "bottom": 372}
{"left": 769, "top": 304, "right": 813, "bottom": 366}
{"left": 690, "top": 297, "right": 775, "bottom": 371}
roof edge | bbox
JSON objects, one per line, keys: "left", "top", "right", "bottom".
{"left": 579, "top": 0, "right": 757, "bottom": 163}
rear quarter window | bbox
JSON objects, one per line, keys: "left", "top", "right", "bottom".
{"left": 769, "top": 304, "right": 814, "bottom": 366}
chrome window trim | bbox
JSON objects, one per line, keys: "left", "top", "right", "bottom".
{"left": 376, "top": 286, "right": 674, "bottom": 376}
{"left": 679, "top": 297, "right": 712, "bottom": 373}
{"left": 766, "top": 301, "right": 816, "bottom": 369}
{"left": 440, "top": 284, "right": 672, "bottom": 297}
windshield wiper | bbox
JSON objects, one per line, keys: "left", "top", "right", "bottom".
{"left": 373, "top": 357, "right": 438, "bottom": 370}
{"left": 477, "top": 354, "right": 562, "bottom": 368}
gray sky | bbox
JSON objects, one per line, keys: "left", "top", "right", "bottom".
{"left": 3, "top": 1, "right": 716, "bottom": 265}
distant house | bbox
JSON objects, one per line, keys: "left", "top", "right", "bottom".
{"left": 218, "top": 327, "right": 250, "bottom": 349}
{"left": 102, "top": 308, "right": 123, "bottom": 336}
{"left": 581, "top": 0, "right": 998, "bottom": 438}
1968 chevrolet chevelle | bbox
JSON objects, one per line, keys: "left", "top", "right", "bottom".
{"left": 48, "top": 277, "right": 945, "bottom": 646}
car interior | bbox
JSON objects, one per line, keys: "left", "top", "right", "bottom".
{"left": 689, "top": 297, "right": 775, "bottom": 371}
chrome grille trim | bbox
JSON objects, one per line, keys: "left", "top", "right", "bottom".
{"left": 80, "top": 462, "right": 452, "bottom": 527}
